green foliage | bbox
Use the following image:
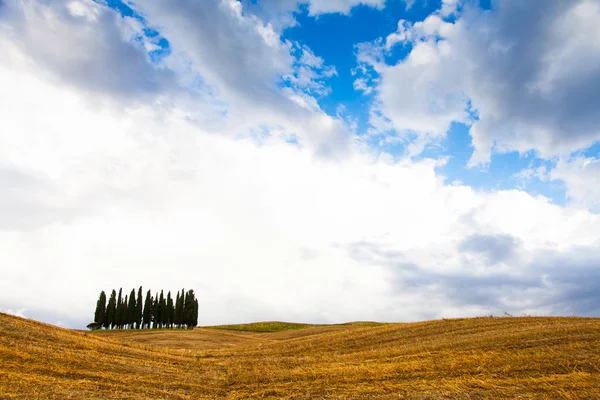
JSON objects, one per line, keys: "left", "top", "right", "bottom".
{"left": 86, "top": 321, "right": 102, "bottom": 331}
{"left": 159, "top": 291, "right": 167, "bottom": 328}
{"left": 175, "top": 290, "right": 184, "bottom": 328}
{"left": 207, "top": 321, "right": 316, "bottom": 332}
{"left": 94, "top": 291, "right": 106, "bottom": 326}
{"left": 105, "top": 290, "right": 117, "bottom": 329}
{"left": 115, "top": 288, "right": 123, "bottom": 329}
{"left": 207, "top": 321, "right": 388, "bottom": 332}
{"left": 136, "top": 287, "right": 143, "bottom": 329}
{"left": 142, "top": 290, "right": 152, "bottom": 329}
{"left": 183, "top": 289, "right": 198, "bottom": 329}
{"left": 152, "top": 293, "right": 159, "bottom": 329}
{"left": 127, "top": 289, "right": 136, "bottom": 329}
{"left": 166, "top": 292, "right": 174, "bottom": 328}
{"left": 94, "top": 287, "right": 198, "bottom": 330}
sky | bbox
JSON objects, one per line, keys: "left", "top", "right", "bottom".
{"left": 0, "top": 0, "right": 599, "bottom": 329}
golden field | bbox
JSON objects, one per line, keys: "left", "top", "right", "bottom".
{"left": 1, "top": 312, "right": 599, "bottom": 399}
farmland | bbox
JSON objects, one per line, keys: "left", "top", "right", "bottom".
{"left": 1, "top": 313, "right": 600, "bottom": 399}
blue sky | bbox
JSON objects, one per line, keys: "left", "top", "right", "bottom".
{"left": 1, "top": 0, "right": 599, "bottom": 328}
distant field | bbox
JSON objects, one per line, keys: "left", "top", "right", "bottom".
{"left": 1, "top": 313, "right": 600, "bottom": 399}
{"left": 206, "top": 321, "right": 319, "bottom": 332}
{"left": 204, "top": 321, "right": 387, "bottom": 332}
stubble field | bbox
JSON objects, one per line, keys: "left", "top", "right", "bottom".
{"left": 1, "top": 313, "right": 599, "bottom": 399}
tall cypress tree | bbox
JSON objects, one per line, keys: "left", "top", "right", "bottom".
{"left": 174, "top": 291, "right": 181, "bottom": 329}
{"left": 115, "top": 288, "right": 123, "bottom": 329}
{"left": 152, "top": 293, "right": 159, "bottom": 329}
{"left": 122, "top": 294, "right": 129, "bottom": 329}
{"left": 94, "top": 291, "right": 107, "bottom": 326}
{"left": 183, "top": 289, "right": 192, "bottom": 329}
{"left": 128, "top": 289, "right": 136, "bottom": 329}
{"left": 193, "top": 298, "right": 199, "bottom": 328}
{"left": 159, "top": 291, "right": 167, "bottom": 328}
{"left": 166, "top": 291, "right": 174, "bottom": 329}
{"left": 106, "top": 289, "right": 117, "bottom": 329}
{"left": 177, "top": 289, "right": 185, "bottom": 328}
{"left": 180, "top": 289, "right": 199, "bottom": 329}
{"left": 136, "top": 287, "right": 143, "bottom": 329}
{"left": 142, "top": 290, "right": 152, "bottom": 329}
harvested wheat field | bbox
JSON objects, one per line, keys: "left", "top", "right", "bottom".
{"left": 1, "top": 313, "right": 600, "bottom": 399}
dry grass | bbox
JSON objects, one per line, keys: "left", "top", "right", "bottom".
{"left": 205, "top": 321, "right": 320, "bottom": 332}
{"left": 1, "top": 313, "right": 600, "bottom": 399}
{"left": 202, "top": 321, "right": 386, "bottom": 333}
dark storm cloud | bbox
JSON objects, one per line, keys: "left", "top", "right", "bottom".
{"left": 459, "top": 233, "right": 520, "bottom": 265}
{"left": 345, "top": 240, "right": 600, "bottom": 317}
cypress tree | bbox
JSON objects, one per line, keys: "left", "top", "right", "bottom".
{"left": 136, "top": 287, "right": 143, "bottom": 329}
{"left": 152, "top": 293, "right": 159, "bottom": 329}
{"left": 115, "top": 288, "right": 123, "bottom": 329}
{"left": 174, "top": 291, "right": 181, "bottom": 329}
{"left": 106, "top": 289, "right": 117, "bottom": 329}
{"left": 128, "top": 289, "right": 136, "bottom": 329}
{"left": 159, "top": 291, "right": 167, "bottom": 328}
{"left": 142, "top": 290, "right": 152, "bottom": 329}
{"left": 94, "top": 291, "right": 107, "bottom": 326}
{"left": 184, "top": 289, "right": 195, "bottom": 329}
{"left": 166, "top": 291, "right": 174, "bottom": 329}
{"left": 120, "top": 295, "right": 129, "bottom": 329}
{"left": 180, "top": 289, "right": 198, "bottom": 329}
{"left": 193, "top": 298, "right": 199, "bottom": 328}
{"left": 177, "top": 289, "right": 185, "bottom": 328}
{"left": 184, "top": 289, "right": 190, "bottom": 328}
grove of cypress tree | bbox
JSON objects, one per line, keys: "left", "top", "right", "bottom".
{"left": 94, "top": 291, "right": 107, "bottom": 326}
{"left": 95, "top": 287, "right": 197, "bottom": 330}
{"left": 136, "top": 287, "right": 143, "bottom": 329}
{"left": 106, "top": 289, "right": 117, "bottom": 329}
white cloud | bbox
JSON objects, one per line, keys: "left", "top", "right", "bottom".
{"left": 356, "top": 14, "right": 470, "bottom": 148}
{"left": 128, "top": 0, "right": 351, "bottom": 157}
{"left": 551, "top": 156, "right": 600, "bottom": 212}
{"left": 0, "top": 0, "right": 176, "bottom": 100}
{"left": 357, "top": 0, "right": 600, "bottom": 165}
{"left": 305, "top": 0, "right": 386, "bottom": 15}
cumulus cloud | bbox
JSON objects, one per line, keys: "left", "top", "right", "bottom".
{"left": 357, "top": 0, "right": 600, "bottom": 164}
{"left": 459, "top": 233, "right": 520, "bottom": 265}
{"left": 246, "top": 0, "right": 387, "bottom": 17}
{"left": 128, "top": 0, "right": 352, "bottom": 157}
{"left": 305, "top": 0, "right": 386, "bottom": 15}
{"left": 0, "top": 0, "right": 175, "bottom": 100}
{"left": 551, "top": 156, "right": 600, "bottom": 212}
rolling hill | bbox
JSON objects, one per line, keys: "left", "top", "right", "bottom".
{"left": 1, "top": 313, "right": 599, "bottom": 399}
